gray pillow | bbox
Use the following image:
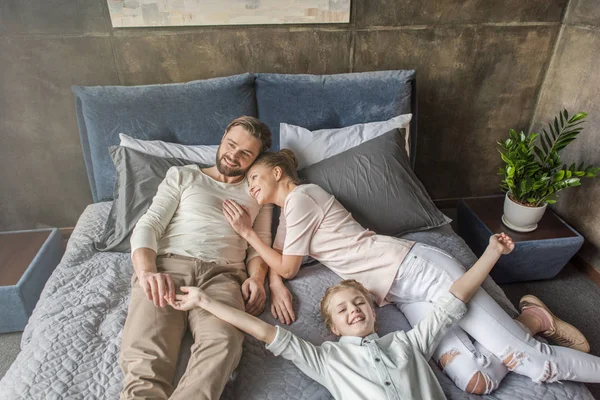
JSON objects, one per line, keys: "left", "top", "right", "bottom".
{"left": 298, "top": 128, "right": 450, "bottom": 236}
{"left": 95, "top": 146, "right": 208, "bottom": 252}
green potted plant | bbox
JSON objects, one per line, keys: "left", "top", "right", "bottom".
{"left": 497, "top": 109, "right": 599, "bottom": 232}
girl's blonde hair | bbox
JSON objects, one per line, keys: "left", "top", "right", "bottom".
{"left": 253, "top": 149, "right": 302, "bottom": 184}
{"left": 319, "top": 280, "right": 374, "bottom": 333}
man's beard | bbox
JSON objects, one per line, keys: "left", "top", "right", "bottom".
{"left": 215, "top": 151, "right": 245, "bottom": 177}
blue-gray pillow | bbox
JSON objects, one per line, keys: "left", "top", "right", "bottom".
{"left": 255, "top": 70, "right": 415, "bottom": 150}
{"left": 73, "top": 73, "right": 256, "bottom": 202}
{"left": 298, "top": 128, "right": 450, "bottom": 236}
{"left": 95, "top": 146, "right": 208, "bottom": 253}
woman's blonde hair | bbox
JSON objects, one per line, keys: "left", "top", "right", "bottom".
{"left": 253, "top": 149, "right": 302, "bottom": 184}
{"left": 319, "top": 280, "right": 374, "bottom": 333}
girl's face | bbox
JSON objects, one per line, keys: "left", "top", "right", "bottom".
{"left": 328, "top": 288, "right": 376, "bottom": 337}
{"left": 247, "top": 163, "right": 280, "bottom": 205}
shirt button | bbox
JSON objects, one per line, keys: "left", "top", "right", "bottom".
{"left": 375, "top": 358, "right": 381, "bottom": 362}
{"left": 385, "top": 381, "right": 391, "bottom": 386}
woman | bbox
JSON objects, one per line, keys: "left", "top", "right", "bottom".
{"left": 222, "top": 149, "right": 599, "bottom": 394}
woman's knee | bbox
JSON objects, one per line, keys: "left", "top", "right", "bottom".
{"left": 466, "top": 371, "right": 494, "bottom": 395}
{"left": 438, "top": 349, "right": 461, "bottom": 369}
{"left": 438, "top": 349, "right": 501, "bottom": 395}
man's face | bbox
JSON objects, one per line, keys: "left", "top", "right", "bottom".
{"left": 328, "top": 288, "right": 377, "bottom": 337}
{"left": 216, "top": 125, "right": 262, "bottom": 177}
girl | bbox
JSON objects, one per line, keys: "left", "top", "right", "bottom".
{"left": 221, "top": 149, "right": 599, "bottom": 393}
{"left": 167, "top": 234, "right": 514, "bottom": 400}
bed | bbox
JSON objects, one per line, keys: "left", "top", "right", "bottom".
{"left": 0, "top": 71, "right": 594, "bottom": 399}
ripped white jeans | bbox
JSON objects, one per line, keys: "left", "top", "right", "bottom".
{"left": 386, "top": 243, "right": 600, "bottom": 392}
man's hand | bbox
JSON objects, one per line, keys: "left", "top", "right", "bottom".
{"left": 242, "top": 276, "right": 266, "bottom": 316}
{"left": 138, "top": 271, "right": 175, "bottom": 308}
{"left": 222, "top": 199, "right": 253, "bottom": 239}
{"left": 270, "top": 282, "right": 295, "bottom": 325}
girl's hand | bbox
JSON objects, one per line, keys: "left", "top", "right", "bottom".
{"left": 489, "top": 233, "right": 515, "bottom": 255}
{"left": 270, "top": 282, "right": 295, "bottom": 325}
{"left": 166, "top": 286, "right": 207, "bottom": 311}
{"left": 223, "top": 199, "right": 253, "bottom": 239}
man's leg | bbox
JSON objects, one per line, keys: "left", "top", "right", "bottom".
{"left": 120, "top": 256, "right": 193, "bottom": 400}
{"left": 170, "top": 263, "right": 247, "bottom": 400}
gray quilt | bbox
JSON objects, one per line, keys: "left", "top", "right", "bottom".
{"left": 0, "top": 203, "right": 593, "bottom": 399}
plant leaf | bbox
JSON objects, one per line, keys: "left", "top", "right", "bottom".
{"left": 569, "top": 112, "right": 587, "bottom": 123}
{"left": 533, "top": 147, "right": 545, "bottom": 161}
{"left": 554, "top": 170, "right": 565, "bottom": 181}
{"left": 560, "top": 111, "right": 564, "bottom": 126}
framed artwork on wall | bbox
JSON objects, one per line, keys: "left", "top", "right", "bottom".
{"left": 107, "top": 0, "right": 351, "bottom": 28}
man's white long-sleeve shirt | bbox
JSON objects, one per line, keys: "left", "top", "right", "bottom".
{"left": 130, "top": 165, "right": 272, "bottom": 268}
{"left": 266, "top": 292, "right": 467, "bottom": 400}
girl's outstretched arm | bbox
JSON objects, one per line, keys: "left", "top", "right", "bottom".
{"left": 167, "top": 287, "right": 277, "bottom": 344}
{"left": 449, "top": 233, "right": 514, "bottom": 303}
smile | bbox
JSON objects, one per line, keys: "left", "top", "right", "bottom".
{"left": 223, "top": 157, "right": 238, "bottom": 168}
{"left": 349, "top": 315, "right": 365, "bottom": 325}
{"left": 250, "top": 187, "right": 261, "bottom": 199}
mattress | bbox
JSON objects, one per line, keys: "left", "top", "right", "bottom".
{"left": 0, "top": 202, "right": 593, "bottom": 399}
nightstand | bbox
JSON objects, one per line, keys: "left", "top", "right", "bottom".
{"left": 457, "top": 196, "right": 584, "bottom": 284}
{"left": 0, "top": 228, "right": 63, "bottom": 333}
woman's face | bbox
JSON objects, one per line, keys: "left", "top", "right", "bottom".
{"left": 247, "top": 163, "right": 279, "bottom": 205}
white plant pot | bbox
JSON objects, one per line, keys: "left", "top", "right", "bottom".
{"left": 502, "top": 193, "right": 547, "bottom": 232}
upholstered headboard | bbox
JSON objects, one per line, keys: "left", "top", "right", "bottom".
{"left": 73, "top": 70, "right": 417, "bottom": 202}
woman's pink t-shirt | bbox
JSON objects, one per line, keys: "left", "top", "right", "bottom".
{"left": 273, "top": 184, "right": 414, "bottom": 306}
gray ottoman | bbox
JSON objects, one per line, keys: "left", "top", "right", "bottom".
{"left": 0, "top": 228, "right": 63, "bottom": 333}
{"left": 457, "top": 196, "right": 584, "bottom": 284}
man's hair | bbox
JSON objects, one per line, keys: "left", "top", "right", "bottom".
{"left": 225, "top": 116, "right": 272, "bottom": 154}
{"left": 319, "top": 279, "right": 374, "bottom": 333}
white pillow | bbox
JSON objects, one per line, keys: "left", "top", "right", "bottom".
{"left": 280, "top": 114, "right": 412, "bottom": 169}
{"left": 119, "top": 133, "right": 218, "bottom": 165}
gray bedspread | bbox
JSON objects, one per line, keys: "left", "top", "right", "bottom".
{"left": 0, "top": 203, "right": 593, "bottom": 399}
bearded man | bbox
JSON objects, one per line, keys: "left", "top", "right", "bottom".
{"left": 119, "top": 116, "right": 283, "bottom": 400}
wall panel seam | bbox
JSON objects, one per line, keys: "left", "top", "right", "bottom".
{"left": 528, "top": 8, "right": 570, "bottom": 133}
{"left": 565, "top": 23, "right": 600, "bottom": 33}
{"left": 100, "top": 0, "right": 124, "bottom": 85}
{"left": 348, "top": 0, "right": 358, "bottom": 73}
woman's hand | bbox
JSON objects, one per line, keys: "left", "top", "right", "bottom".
{"left": 489, "top": 232, "right": 515, "bottom": 255}
{"left": 223, "top": 199, "right": 253, "bottom": 239}
{"left": 270, "top": 282, "right": 295, "bottom": 325}
{"left": 242, "top": 276, "right": 267, "bottom": 316}
{"left": 166, "top": 286, "right": 209, "bottom": 311}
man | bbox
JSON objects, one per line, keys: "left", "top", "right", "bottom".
{"left": 120, "top": 116, "right": 279, "bottom": 400}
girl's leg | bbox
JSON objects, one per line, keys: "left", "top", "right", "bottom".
{"left": 398, "top": 243, "right": 600, "bottom": 383}
{"left": 399, "top": 301, "right": 508, "bottom": 394}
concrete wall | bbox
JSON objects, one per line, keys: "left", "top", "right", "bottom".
{"left": 532, "top": 0, "right": 600, "bottom": 270}
{"left": 0, "top": 1, "right": 566, "bottom": 230}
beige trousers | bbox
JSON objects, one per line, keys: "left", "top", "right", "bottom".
{"left": 120, "top": 254, "right": 247, "bottom": 400}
